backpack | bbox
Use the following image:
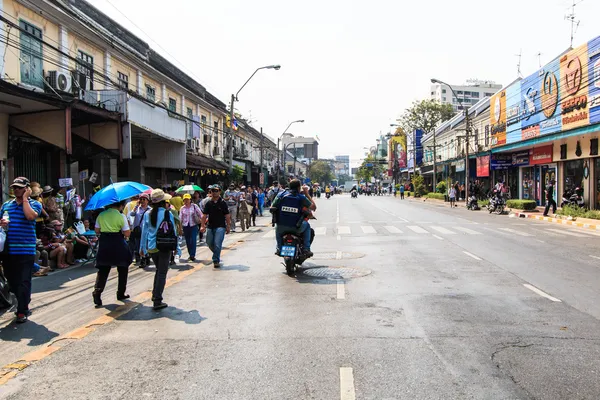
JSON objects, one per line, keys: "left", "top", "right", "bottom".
{"left": 156, "top": 209, "right": 177, "bottom": 252}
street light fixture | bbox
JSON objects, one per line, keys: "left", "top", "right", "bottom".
{"left": 227, "top": 64, "right": 281, "bottom": 174}
{"left": 277, "top": 119, "right": 305, "bottom": 184}
{"left": 431, "top": 77, "right": 470, "bottom": 203}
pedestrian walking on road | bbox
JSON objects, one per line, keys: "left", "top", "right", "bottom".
{"left": 399, "top": 184, "right": 405, "bottom": 200}
{"left": 238, "top": 186, "right": 251, "bottom": 232}
{"left": 200, "top": 185, "right": 231, "bottom": 268}
{"left": 257, "top": 188, "right": 265, "bottom": 216}
{"left": 224, "top": 184, "right": 239, "bottom": 232}
{"left": 140, "top": 189, "right": 177, "bottom": 310}
{"left": 543, "top": 179, "right": 557, "bottom": 217}
{"left": 179, "top": 193, "right": 202, "bottom": 261}
{"left": 92, "top": 200, "right": 132, "bottom": 308}
{"left": 0, "top": 177, "right": 43, "bottom": 323}
{"left": 448, "top": 186, "right": 457, "bottom": 208}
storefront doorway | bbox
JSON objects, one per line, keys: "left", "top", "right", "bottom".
{"left": 522, "top": 165, "right": 557, "bottom": 205}
{"left": 564, "top": 159, "right": 585, "bottom": 200}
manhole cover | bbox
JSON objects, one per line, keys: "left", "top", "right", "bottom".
{"left": 311, "top": 252, "right": 365, "bottom": 260}
{"left": 300, "top": 266, "right": 371, "bottom": 280}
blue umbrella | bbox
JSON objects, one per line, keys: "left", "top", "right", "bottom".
{"left": 85, "top": 181, "right": 151, "bottom": 211}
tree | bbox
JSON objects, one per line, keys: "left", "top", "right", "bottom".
{"left": 355, "top": 155, "right": 385, "bottom": 183}
{"left": 398, "top": 99, "right": 454, "bottom": 136}
{"left": 307, "top": 160, "right": 334, "bottom": 184}
{"left": 229, "top": 165, "right": 245, "bottom": 185}
{"left": 337, "top": 174, "right": 353, "bottom": 183}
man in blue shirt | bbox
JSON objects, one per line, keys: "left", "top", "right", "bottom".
{"left": 0, "top": 177, "right": 42, "bottom": 323}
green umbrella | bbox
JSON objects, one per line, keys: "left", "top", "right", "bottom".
{"left": 176, "top": 184, "right": 204, "bottom": 194}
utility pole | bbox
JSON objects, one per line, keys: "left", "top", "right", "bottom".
{"left": 432, "top": 131, "right": 437, "bottom": 192}
{"left": 228, "top": 94, "right": 235, "bottom": 174}
{"left": 464, "top": 107, "right": 471, "bottom": 204}
{"left": 260, "top": 127, "right": 264, "bottom": 187}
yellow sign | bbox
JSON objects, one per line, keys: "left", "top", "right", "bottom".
{"left": 490, "top": 90, "right": 506, "bottom": 147}
{"left": 560, "top": 43, "right": 590, "bottom": 130}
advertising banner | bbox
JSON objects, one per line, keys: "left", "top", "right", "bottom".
{"left": 588, "top": 36, "right": 600, "bottom": 125}
{"left": 511, "top": 151, "right": 530, "bottom": 167}
{"left": 539, "top": 59, "right": 562, "bottom": 135}
{"left": 521, "top": 71, "right": 542, "bottom": 140}
{"left": 455, "top": 159, "right": 465, "bottom": 172}
{"left": 490, "top": 154, "right": 512, "bottom": 170}
{"left": 560, "top": 42, "right": 590, "bottom": 131}
{"left": 476, "top": 155, "right": 490, "bottom": 177}
{"left": 505, "top": 81, "right": 522, "bottom": 144}
{"left": 490, "top": 90, "right": 507, "bottom": 147}
{"left": 529, "top": 145, "right": 553, "bottom": 165}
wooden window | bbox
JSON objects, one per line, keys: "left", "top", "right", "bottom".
{"left": 76, "top": 50, "right": 94, "bottom": 90}
{"left": 560, "top": 144, "right": 567, "bottom": 160}
{"left": 591, "top": 139, "right": 598, "bottom": 156}
{"left": 19, "top": 20, "right": 43, "bottom": 87}
{"left": 168, "top": 98, "right": 176, "bottom": 112}
{"left": 146, "top": 85, "right": 156, "bottom": 102}
{"left": 187, "top": 107, "right": 193, "bottom": 118}
{"left": 117, "top": 72, "right": 128, "bottom": 89}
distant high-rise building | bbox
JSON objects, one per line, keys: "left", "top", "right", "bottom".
{"left": 430, "top": 79, "right": 503, "bottom": 113}
{"left": 335, "top": 155, "right": 350, "bottom": 175}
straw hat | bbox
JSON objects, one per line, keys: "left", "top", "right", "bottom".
{"left": 150, "top": 189, "right": 172, "bottom": 204}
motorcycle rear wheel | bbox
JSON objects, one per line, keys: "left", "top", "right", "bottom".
{"left": 284, "top": 257, "right": 295, "bottom": 276}
{"left": 496, "top": 206, "right": 504, "bottom": 215}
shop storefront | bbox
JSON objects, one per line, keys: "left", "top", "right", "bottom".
{"left": 520, "top": 145, "right": 556, "bottom": 205}
{"left": 476, "top": 155, "right": 490, "bottom": 192}
{"left": 491, "top": 153, "right": 522, "bottom": 199}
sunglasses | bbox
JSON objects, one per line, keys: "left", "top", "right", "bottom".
{"left": 210, "top": 189, "right": 220, "bottom": 193}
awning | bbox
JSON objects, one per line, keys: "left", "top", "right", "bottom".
{"left": 186, "top": 153, "right": 228, "bottom": 171}
{"left": 420, "top": 165, "right": 433, "bottom": 174}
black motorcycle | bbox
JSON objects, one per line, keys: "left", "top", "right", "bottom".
{"left": 487, "top": 191, "right": 505, "bottom": 215}
{"left": 351, "top": 190, "right": 358, "bottom": 199}
{"left": 280, "top": 230, "right": 315, "bottom": 276}
{"left": 561, "top": 187, "right": 584, "bottom": 208}
{"left": 467, "top": 195, "right": 479, "bottom": 211}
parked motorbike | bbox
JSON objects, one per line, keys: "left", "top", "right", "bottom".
{"left": 326, "top": 192, "right": 331, "bottom": 199}
{"left": 279, "top": 230, "right": 315, "bottom": 276}
{"left": 560, "top": 187, "right": 584, "bottom": 208}
{"left": 487, "top": 191, "right": 505, "bottom": 215}
{"left": 467, "top": 195, "right": 480, "bottom": 211}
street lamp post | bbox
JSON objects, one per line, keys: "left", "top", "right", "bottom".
{"left": 277, "top": 119, "right": 304, "bottom": 184}
{"left": 228, "top": 65, "right": 280, "bottom": 174}
{"left": 431, "top": 78, "right": 470, "bottom": 203}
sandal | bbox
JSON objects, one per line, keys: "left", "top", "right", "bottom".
{"left": 58, "top": 264, "right": 70, "bottom": 269}
{"left": 33, "top": 271, "right": 48, "bottom": 277}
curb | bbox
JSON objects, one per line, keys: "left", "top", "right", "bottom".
{"left": 511, "top": 212, "right": 600, "bottom": 231}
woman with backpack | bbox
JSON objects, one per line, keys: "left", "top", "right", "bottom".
{"left": 140, "top": 189, "right": 177, "bottom": 310}
{"left": 92, "top": 200, "right": 132, "bottom": 308}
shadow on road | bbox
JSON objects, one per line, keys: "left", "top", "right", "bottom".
{"left": 117, "top": 304, "right": 206, "bottom": 325}
{"left": 215, "top": 264, "right": 249, "bottom": 272}
{"left": 0, "top": 319, "right": 59, "bottom": 346}
{"left": 31, "top": 263, "right": 99, "bottom": 295}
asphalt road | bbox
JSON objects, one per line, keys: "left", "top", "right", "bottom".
{"left": 1, "top": 193, "right": 600, "bottom": 399}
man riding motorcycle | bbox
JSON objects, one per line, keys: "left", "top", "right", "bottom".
{"left": 272, "top": 179, "right": 317, "bottom": 258}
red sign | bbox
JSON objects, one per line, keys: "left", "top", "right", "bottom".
{"left": 529, "top": 145, "right": 553, "bottom": 165}
{"left": 476, "top": 155, "right": 490, "bottom": 177}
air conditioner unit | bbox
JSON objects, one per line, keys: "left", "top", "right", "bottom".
{"left": 188, "top": 138, "right": 196, "bottom": 150}
{"left": 194, "top": 138, "right": 202, "bottom": 148}
{"left": 46, "top": 70, "right": 72, "bottom": 93}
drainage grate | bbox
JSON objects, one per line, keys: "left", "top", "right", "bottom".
{"left": 299, "top": 266, "right": 371, "bottom": 280}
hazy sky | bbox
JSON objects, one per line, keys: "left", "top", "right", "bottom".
{"left": 89, "top": 0, "right": 600, "bottom": 166}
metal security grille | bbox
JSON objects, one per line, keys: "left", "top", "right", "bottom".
{"left": 14, "top": 144, "right": 47, "bottom": 184}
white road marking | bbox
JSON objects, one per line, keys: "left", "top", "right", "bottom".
{"left": 546, "top": 229, "right": 586, "bottom": 237}
{"left": 314, "top": 227, "right": 326, "bottom": 236}
{"left": 336, "top": 201, "right": 340, "bottom": 224}
{"left": 431, "top": 226, "right": 456, "bottom": 235}
{"left": 454, "top": 227, "right": 481, "bottom": 235}
{"left": 463, "top": 251, "right": 482, "bottom": 261}
{"left": 337, "top": 235, "right": 341, "bottom": 241}
{"left": 498, "top": 227, "right": 533, "bottom": 237}
{"left": 338, "top": 226, "right": 351, "bottom": 235}
{"left": 335, "top": 251, "right": 342, "bottom": 260}
{"left": 336, "top": 282, "right": 345, "bottom": 299}
{"left": 570, "top": 229, "right": 600, "bottom": 237}
{"left": 407, "top": 225, "right": 429, "bottom": 234}
{"left": 433, "top": 235, "right": 444, "bottom": 240}
{"left": 262, "top": 230, "right": 276, "bottom": 239}
{"left": 372, "top": 204, "right": 409, "bottom": 222}
{"left": 361, "top": 225, "right": 377, "bottom": 234}
{"left": 523, "top": 284, "right": 561, "bottom": 302}
{"left": 384, "top": 226, "right": 403, "bottom": 234}
{"left": 339, "top": 367, "right": 356, "bottom": 400}
{"left": 590, "top": 255, "right": 600, "bottom": 260}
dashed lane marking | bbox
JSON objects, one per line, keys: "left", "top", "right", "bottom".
{"left": 463, "top": 251, "right": 482, "bottom": 261}
{"left": 335, "top": 251, "right": 342, "bottom": 260}
{"left": 262, "top": 230, "right": 276, "bottom": 239}
{"left": 498, "top": 227, "right": 533, "bottom": 237}
{"left": 407, "top": 225, "right": 429, "bottom": 234}
{"left": 361, "top": 225, "right": 377, "bottom": 234}
{"left": 546, "top": 229, "right": 587, "bottom": 237}
{"left": 454, "top": 227, "right": 481, "bottom": 235}
{"left": 337, "top": 235, "right": 341, "bottom": 241}
{"left": 433, "top": 235, "right": 444, "bottom": 240}
{"left": 590, "top": 255, "right": 600, "bottom": 260}
{"left": 337, "top": 226, "right": 351, "bottom": 235}
{"left": 336, "top": 282, "right": 345, "bottom": 299}
{"left": 340, "top": 367, "right": 356, "bottom": 400}
{"left": 383, "top": 226, "right": 403, "bottom": 234}
{"left": 314, "top": 227, "right": 326, "bottom": 236}
{"left": 523, "top": 283, "right": 561, "bottom": 302}
{"left": 431, "top": 226, "right": 456, "bottom": 235}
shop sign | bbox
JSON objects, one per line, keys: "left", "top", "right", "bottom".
{"left": 588, "top": 36, "right": 600, "bottom": 124}
{"left": 491, "top": 154, "right": 512, "bottom": 170}
{"left": 58, "top": 178, "right": 72, "bottom": 187}
{"left": 560, "top": 44, "right": 590, "bottom": 130}
{"left": 505, "top": 81, "right": 523, "bottom": 144}
{"left": 512, "top": 151, "right": 530, "bottom": 167}
{"left": 476, "top": 155, "right": 490, "bottom": 177}
{"left": 490, "top": 90, "right": 507, "bottom": 147}
{"left": 455, "top": 159, "right": 465, "bottom": 172}
{"left": 529, "top": 145, "right": 553, "bottom": 165}
{"left": 79, "top": 170, "right": 88, "bottom": 181}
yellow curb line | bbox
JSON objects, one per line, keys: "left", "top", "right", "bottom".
{"left": 0, "top": 240, "right": 242, "bottom": 386}
{"left": 519, "top": 213, "right": 598, "bottom": 230}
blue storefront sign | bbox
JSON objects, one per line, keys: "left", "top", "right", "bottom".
{"left": 491, "top": 151, "right": 530, "bottom": 170}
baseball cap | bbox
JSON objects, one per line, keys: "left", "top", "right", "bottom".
{"left": 11, "top": 177, "right": 30, "bottom": 188}
{"left": 182, "top": 194, "right": 192, "bottom": 200}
